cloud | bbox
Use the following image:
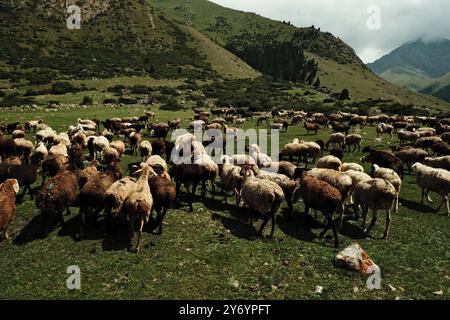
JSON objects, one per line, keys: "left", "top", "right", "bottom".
{"left": 210, "top": 0, "right": 450, "bottom": 63}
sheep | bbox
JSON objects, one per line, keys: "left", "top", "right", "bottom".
{"left": 137, "top": 140, "right": 152, "bottom": 162}
{"left": 68, "top": 144, "right": 85, "bottom": 170}
{"left": 395, "top": 148, "right": 429, "bottom": 172}
{"left": 249, "top": 144, "right": 272, "bottom": 167}
{"left": 92, "top": 136, "right": 110, "bottom": 159}
{"left": 0, "top": 179, "right": 19, "bottom": 241}
{"left": 36, "top": 129, "right": 56, "bottom": 144}
{"left": 150, "top": 122, "right": 170, "bottom": 140}
{"left": 54, "top": 133, "right": 71, "bottom": 147}
{"left": 373, "top": 164, "right": 402, "bottom": 214}
{"left": 326, "top": 133, "right": 345, "bottom": 150}
{"left": 151, "top": 139, "right": 166, "bottom": 157}
{"left": 12, "top": 129, "right": 26, "bottom": 139}
{"left": 398, "top": 130, "right": 419, "bottom": 144}
{"left": 35, "top": 169, "right": 78, "bottom": 236}
{"left": 441, "top": 132, "right": 450, "bottom": 144}
{"left": 376, "top": 123, "right": 394, "bottom": 141}
{"left": 250, "top": 165, "right": 297, "bottom": 214}
{"left": 102, "top": 147, "right": 120, "bottom": 165}
{"left": 219, "top": 155, "right": 244, "bottom": 206}
{"left": 33, "top": 142, "right": 48, "bottom": 160}
{"left": 128, "top": 132, "right": 142, "bottom": 155}
{"left": 148, "top": 167, "right": 177, "bottom": 235}
{"left": 239, "top": 165, "right": 285, "bottom": 238}
{"left": 317, "top": 155, "right": 342, "bottom": 171}
{"left": 123, "top": 164, "right": 155, "bottom": 252}
{"left": 352, "top": 178, "right": 397, "bottom": 238}
{"left": 78, "top": 161, "right": 123, "bottom": 239}
{"left": 110, "top": 140, "right": 126, "bottom": 158}
{"left": 303, "top": 122, "right": 320, "bottom": 135}
{"left": 424, "top": 156, "right": 450, "bottom": 171}
{"left": 431, "top": 142, "right": 450, "bottom": 156}
{"left": 24, "top": 119, "right": 43, "bottom": 133}
{"left": 169, "top": 164, "right": 203, "bottom": 212}
{"left": 14, "top": 138, "right": 34, "bottom": 163}
{"left": 415, "top": 136, "right": 443, "bottom": 152}
{"left": 100, "top": 129, "right": 114, "bottom": 142}
{"left": 297, "top": 140, "right": 321, "bottom": 164}
{"left": 361, "top": 147, "right": 404, "bottom": 178}
{"left": 412, "top": 163, "right": 450, "bottom": 215}
{"left": 280, "top": 141, "right": 308, "bottom": 165}
{"left": 260, "top": 161, "right": 299, "bottom": 179}
{"left": 78, "top": 160, "right": 100, "bottom": 188}
{"left": 146, "top": 155, "right": 168, "bottom": 173}
{"left": 342, "top": 170, "right": 372, "bottom": 222}
{"left": 0, "top": 163, "right": 37, "bottom": 200}
{"left": 49, "top": 141, "right": 68, "bottom": 158}
{"left": 292, "top": 171, "right": 342, "bottom": 248}
{"left": 0, "top": 138, "right": 16, "bottom": 160}
{"left": 344, "top": 134, "right": 363, "bottom": 152}
{"left": 194, "top": 153, "right": 219, "bottom": 200}
{"left": 340, "top": 163, "right": 364, "bottom": 173}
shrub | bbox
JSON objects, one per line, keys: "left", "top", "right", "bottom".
{"left": 51, "top": 82, "right": 76, "bottom": 95}
{"left": 82, "top": 96, "right": 93, "bottom": 105}
{"left": 118, "top": 97, "right": 137, "bottom": 105}
{"left": 160, "top": 97, "right": 185, "bottom": 111}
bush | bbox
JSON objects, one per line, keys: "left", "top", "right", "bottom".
{"left": 82, "top": 96, "right": 93, "bottom": 105}
{"left": 160, "top": 97, "right": 185, "bottom": 111}
{"left": 103, "top": 98, "right": 117, "bottom": 104}
{"left": 51, "top": 82, "right": 76, "bottom": 95}
{"left": 118, "top": 97, "right": 137, "bottom": 105}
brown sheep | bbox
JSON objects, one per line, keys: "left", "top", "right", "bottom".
{"left": 0, "top": 179, "right": 20, "bottom": 241}
{"left": 304, "top": 122, "right": 320, "bottom": 135}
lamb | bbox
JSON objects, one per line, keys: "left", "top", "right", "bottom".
{"left": 169, "top": 164, "right": 202, "bottom": 212}
{"left": 292, "top": 172, "right": 341, "bottom": 248}
{"left": 303, "top": 122, "right": 320, "bottom": 135}
{"left": 340, "top": 163, "right": 364, "bottom": 173}
{"left": 317, "top": 155, "right": 342, "bottom": 171}
{"left": 344, "top": 134, "right": 363, "bottom": 152}
{"left": 35, "top": 169, "right": 78, "bottom": 236}
{"left": 122, "top": 164, "right": 155, "bottom": 252}
{"left": 146, "top": 155, "right": 168, "bottom": 172}
{"left": 78, "top": 161, "right": 123, "bottom": 239}
{"left": 373, "top": 164, "right": 402, "bottom": 214}
{"left": 412, "top": 163, "right": 450, "bottom": 215}
{"left": 148, "top": 166, "right": 177, "bottom": 235}
{"left": 138, "top": 140, "right": 152, "bottom": 161}
{"left": 92, "top": 136, "right": 110, "bottom": 159}
{"left": 193, "top": 153, "right": 219, "bottom": 200}
{"left": 326, "top": 133, "right": 345, "bottom": 150}
{"left": 424, "top": 156, "right": 450, "bottom": 171}
{"left": 0, "top": 179, "right": 19, "bottom": 241}
{"left": 219, "top": 155, "right": 244, "bottom": 206}
{"left": 239, "top": 165, "right": 285, "bottom": 238}
{"left": 376, "top": 123, "right": 394, "bottom": 141}
{"left": 352, "top": 179, "right": 397, "bottom": 238}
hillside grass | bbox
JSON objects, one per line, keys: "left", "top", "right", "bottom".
{"left": 0, "top": 106, "right": 449, "bottom": 300}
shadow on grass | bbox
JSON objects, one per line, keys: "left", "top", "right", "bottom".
{"left": 58, "top": 214, "right": 105, "bottom": 242}
{"left": 13, "top": 214, "right": 46, "bottom": 245}
{"left": 400, "top": 197, "right": 436, "bottom": 214}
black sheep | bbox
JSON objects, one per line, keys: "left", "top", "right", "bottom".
{"left": 362, "top": 147, "right": 404, "bottom": 178}
{"left": 0, "top": 163, "right": 37, "bottom": 199}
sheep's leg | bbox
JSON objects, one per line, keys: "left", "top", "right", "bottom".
{"left": 235, "top": 189, "right": 241, "bottom": 208}
{"left": 257, "top": 213, "right": 270, "bottom": 238}
{"left": 157, "top": 207, "right": 167, "bottom": 235}
{"left": 383, "top": 209, "right": 391, "bottom": 239}
{"left": 269, "top": 211, "right": 277, "bottom": 238}
{"left": 426, "top": 190, "right": 433, "bottom": 203}
{"left": 43, "top": 211, "right": 49, "bottom": 236}
{"left": 128, "top": 215, "right": 137, "bottom": 248}
{"left": 361, "top": 205, "right": 368, "bottom": 230}
{"left": 66, "top": 207, "right": 71, "bottom": 216}
{"left": 421, "top": 187, "right": 425, "bottom": 205}
{"left": 58, "top": 211, "right": 64, "bottom": 226}
{"left": 189, "top": 182, "right": 198, "bottom": 212}
{"left": 201, "top": 180, "right": 206, "bottom": 201}
{"left": 364, "top": 207, "right": 378, "bottom": 236}
{"left": 435, "top": 194, "right": 447, "bottom": 213}
{"left": 286, "top": 196, "right": 293, "bottom": 215}
{"left": 395, "top": 195, "right": 399, "bottom": 214}
{"left": 135, "top": 218, "right": 145, "bottom": 253}
{"left": 210, "top": 179, "right": 215, "bottom": 199}
{"left": 78, "top": 208, "right": 86, "bottom": 240}
{"left": 319, "top": 215, "right": 331, "bottom": 238}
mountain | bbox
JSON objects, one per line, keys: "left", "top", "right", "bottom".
{"left": 367, "top": 38, "right": 450, "bottom": 102}
{"left": 0, "top": 0, "right": 258, "bottom": 81}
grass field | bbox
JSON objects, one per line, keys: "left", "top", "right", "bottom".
{"left": 0, "top": 106, "right": 449, "bottom": 300}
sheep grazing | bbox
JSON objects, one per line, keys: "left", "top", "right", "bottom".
{"left": 398, "top": 130, "right": 419, "bottom": 145}
{"left": 280, "top": 141, "right": 308, "bottom": 165}
{"left": 78, "top": 161, "right": 123, "bottom": 239}
{"left": 326, "top": 133, "right": 345, "bottom": 150}
{"left": 415, "top": 136, "right": 443, "bottom": 152}
{"left": 68, "top": 144, "right": 85, "bottom": 170}
{"left": 123, "top": 164, "right": 155, "bottom": 252}
{"left": 129, "top": 132, "right": 142, "bottom": 155}
{"left": 146, "top": 155, "right": 168, "bottom": 173}
{"left": 35, "top": 170, "right": 78, "bottom": 236}
{"left": 239, "top": 165, "right": 285, "bottom": 238}
{"left": 193, "top": 154, "right": 219, "bottom": 200}
{"left": 340, "top": 163, "right": 364, "bottom": 173}
{"left": 91, "top": 136, "right": 110, "bottom": 160}
{"left": 293, "top": 172, "right": 342, "bottom": 248}
{"left": 110, "top": 140, "right": 126, "bottom": 158}
{"left": 169, "top": 164, "right": 202, "bottom": 212}
{"left": 148, "top": 166, "right": 177, "bottom": 235}
{"left": 304, "top": 122, "right": 320, "bottom": 135}
{"left": 78, "top": 160, "right": 100, "bottom": 188}
{"left": 49, "top": 141, "right": 68, "bottom": 158}
{"left": 12, "top": 129, "right": 26, "bottom": 139}
{"left": 431, "top": 141, "right": 450, "bottom": 156}
{"left": 330, "top": 148, "right": 344, "bottom": 161}
{"left": 424, "top": 156, "right": 450, "bottom": 171}
{"left": 317, "top": 155, "right": 342, "bottom": 171}
{"left": 219, "top": 156, "right": 244, "bottom": 206}
{"left": 344, "top": 134, "right": 363, "bottom": 152}
{"left": 0, "top": 179, "right": 19, "bottom": 241}
{"left": 353, "top": 179, "right": 397, "bottom": 239}
{"left": 373, "top": 164, "right": 402, "bottom": 214}
{"left": 395, "top": 148, "right": 429, "bottom": 173}
{"left": 261, "top": 161, "right": 298, "bottom": 179}
{"left": 412, "top": 163, "right": 450, "bottom": 215}
{"left": 102, "top": 147, "right": 120, "bottom": 165}
{"left": 0, "top": 163, "right": 37, "bottom": 200}
{"left": 13, "top": 138, "right": 34, "bottom": 163}
{"left": 138, "top": 140, "right": 152, "bottom": 161}
{"left": 376, "top": 123, "right": 394, "bottom": 141}
{"left": 361, "top": 147, "right": 404, "bottom": 178}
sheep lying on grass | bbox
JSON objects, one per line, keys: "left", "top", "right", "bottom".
{"left": 412, "top": 163, "right": 450, "bottom": 215}
{"left": 353, "top": 179, "right": 397, "bottom": 239}
{"left": 240, "top": 165, "right": 285, "bottom": 238}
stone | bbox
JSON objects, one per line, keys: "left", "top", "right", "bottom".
{"left": 334, "top": 243, "right": 378, "bottom": 276}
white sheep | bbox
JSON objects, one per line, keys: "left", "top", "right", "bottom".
{"left": 353, "top": 178, "right": 397, "bottom": 238}
{"left": 146, "top": 155, "right": 168, "bottom": 172}
{"left": 33, "top": 142, "right": 48, "bottom": 158}
{"left": 49, "top": 141, "right": 68, "bottom": 157}
{"left": 373, "top": 164, "right": 402, "bottom": 213}
{"left": 317, "top": 155, "right": 342, "bottom": 171}
{"left": 424, "top": 156, "right": 450, "bottom": 171}
{"left": 340, "top": 162, "right": 364, "bottom": 173}
{"left": 220, "top": 155, "right": 244, "bottom": 206}
{"left": 240, "top": 165, "right": 285, "bottom": 238}
{"left": 249, "top": 144, "right": 272, "bottom": 167}
{"left": 412, "top": 163, "right": 450, "bottom": 215}
{"left": 138, "top": 140, "right": 152, "bottom": 161}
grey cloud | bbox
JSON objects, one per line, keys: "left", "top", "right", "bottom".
{"left": 210, "top": 0, "right": 450, "bottom": 63}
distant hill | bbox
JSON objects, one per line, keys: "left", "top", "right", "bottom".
{"left": 367, "top": 38, "right": 450, "bottom": 102}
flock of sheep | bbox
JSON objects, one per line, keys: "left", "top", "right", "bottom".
{"left": 0, "top": 109, "right": 450, "bottom": 252}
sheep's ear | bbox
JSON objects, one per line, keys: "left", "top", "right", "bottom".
{"left": 13, "top": 180, "right": 20, "bottom": 194}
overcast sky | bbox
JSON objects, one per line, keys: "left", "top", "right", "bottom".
{"left": 210, "top": 0, "right": 450, "bottom": 63}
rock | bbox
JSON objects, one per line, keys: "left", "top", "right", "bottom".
{"left": 314, "top": 286, "right": 323, "bottom": 294}
{"left": 388, "top": 284, "right": 397, "bottom": 292}
{"left": 334, "top": 243, "right": 379, "bottom": 276}
{"left": 433, "top": 290, "right": 443, "bottom": 296}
